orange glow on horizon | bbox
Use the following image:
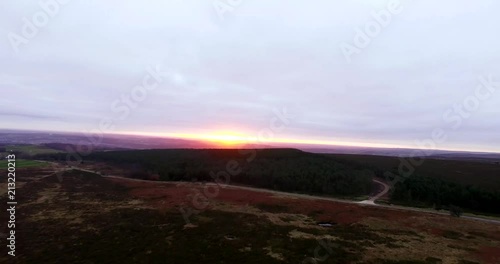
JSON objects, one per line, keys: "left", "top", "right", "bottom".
{"left": 110, "top": 130, "right": 500, "bottom": 154}
{"left": 195, "top": 132, "right": 250, "bottom": 147}
{"left": 114, "top": 130, "right": 405, "bottom": 149}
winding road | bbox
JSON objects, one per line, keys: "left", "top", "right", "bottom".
{"left": 358, "top": 179, "right": 390, "bottom": 205}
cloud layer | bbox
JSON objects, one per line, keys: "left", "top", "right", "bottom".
{"left": 1, "top": 0, "right": 499, "bottom": 152}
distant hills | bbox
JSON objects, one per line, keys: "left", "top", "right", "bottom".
{"left": 1, "top": 129, "right": 499, "bottom": 162}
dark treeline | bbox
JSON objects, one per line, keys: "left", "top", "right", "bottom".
{"left": 40, "top": 149, "right": 373, "bottom": 197}
{"left": 391, "top": 174, "right": 500, "bottom": 215}
{"left": 329, "top": 154, "right": 500, "bottom": 215}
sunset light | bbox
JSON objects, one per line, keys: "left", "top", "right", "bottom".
{"left": 197, "top": 132, "right": 250, "bottom": 146}
{"left": 112, "top": 130, "right": 499, "bottom": 153}
{"left": 136, "top": 131, "right": 255, "bottom": 147}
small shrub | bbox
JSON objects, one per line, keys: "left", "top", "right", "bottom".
{"left": 449, "top": 205, "right": 463, "bottom": 218}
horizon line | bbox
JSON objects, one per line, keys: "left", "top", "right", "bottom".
{"left": 2, "top": 127, "right": 500, "bottom": 155}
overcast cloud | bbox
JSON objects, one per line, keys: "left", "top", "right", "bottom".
{"left": 0, "top": 0, "right": 499, "bottom": 152}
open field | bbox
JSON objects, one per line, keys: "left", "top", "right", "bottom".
{"left": 1, "top": 168, "right": 499, "bottom": 263}
{"left": 0, "top": 144, "right": 62, "bottom": 158}
{"left": 0, "top": 159, "right": 48, "bottom": 170}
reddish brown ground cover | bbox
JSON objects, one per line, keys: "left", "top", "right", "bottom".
{"left": 476, "top": 246, "right": 500, "bottom": 263}
{"left": 4, "top": 166, "right": 500, "bottom": 263}
{"left": 108, "top": 177, "right": 500, "bottom": 239}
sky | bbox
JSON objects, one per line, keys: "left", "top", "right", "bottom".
{"left": 1, "top": 0, "right": 500, "bottom": 152}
